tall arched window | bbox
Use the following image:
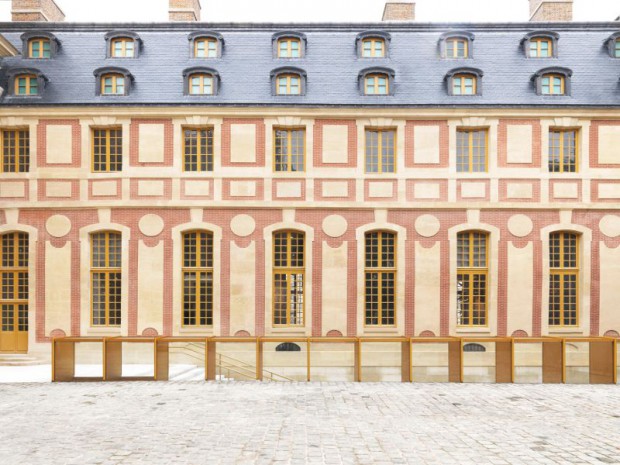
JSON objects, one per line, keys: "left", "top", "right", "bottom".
{"left": 0, "top": 232, "right": 29, "bottom": 353}
{"left": 182, "top": 231, "right": 214, "bottom": 327}
{"left": 273, "top": 231, "right": 305, "bottom": 326}
{"left": 91, "top": 232, "right": 122, "bottom": 327}
{"left": 365, "top": 231, "right": 396, "bottom": 326}
{"left": 457, "top": 231, "right": 488, "bottom": 327}
{"left": 549, "top": 232, "right": 579, "bottom": 327}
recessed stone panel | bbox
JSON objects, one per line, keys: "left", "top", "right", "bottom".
{"left": 321, "top": 181, "right": 349, "bottom": 198}
{"left": 413, "top": 182, "right": 440, "bottom": 200}
{"left": 506, "top": 182, "right": 533, "bottom": 199}
{"left": 229, "top": 181, "right": 257, "bottom": 197}
{"left": 368, "top": 182, "right": 393, "bottom": 198}
{"left": 0, "top": 182, "right": 26, "bottom": 198}
{"left": 598, "top": 126, "right": 620, "bottom": 165}
{"left": 553, "top": 182, "right": 579, "bottom": 199}
{"left": 413, "top": 126, "right": 440, "bottom": 164}
{"left": 230, "top": 124, "right": 256, "bottom": 163}
{"left": 184, "top": 180, "right": 210, "bottom": 197}
{"left": 598, "top": 183, "right": 620, "bottom": 200}
{"left": 506, "top": 125, "right": 533, "bottom": 164}
{"left": 45, "top": 181, "right": 73, "bottom": 198}
{"left": 138, "top": 124, "right": 165, "bottom": 163}
{"left": 46, "top": 125, "right": 73, "bottom": 164}
{"left": 137, "top": 180, "right": 165, "bottom": 197}
{"left": 91, "top": 180, "right": 118, "bottom": 197}
{"left": 276, "top": 181, "right": 302, "bottom": 198}
{"left": 322, "top": 125, "right": 348, "bottom": 164}
{"left": 460, "top": 182, "right": 486, "bottom": 199}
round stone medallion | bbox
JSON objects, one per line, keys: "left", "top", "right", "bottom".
{"left": 507, "top": 214, "right": 533, "bottom": 238}
{"left": 322, "top": 215, "right": 348, "bottom": 238}
{"left": 138, "top": 214, "right": 164, "bottom": 237}
{"left": 230, "top": 214, "right": 256, "bottom": 237}
{"left": 414, "top": 214, "right": 440, "bottom": 238}
{"left": 46, "top": 215, "right": 72, "bottom": 238}
{"left": 599, "top": 215, "right": 620, "bottom": 238}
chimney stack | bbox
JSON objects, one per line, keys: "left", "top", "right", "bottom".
{"left": 382, "top": 1, "right": 415, "bottom": 21}
{"left": 529, "top": 0, "right": 573, "bottom": 22}
{"left": 169, "top": 0, "right": 202, "bottom": 22}
{"left": 11, "top": 0, "right": 65, "bottom": 22}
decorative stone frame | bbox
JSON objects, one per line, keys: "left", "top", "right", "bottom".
{"left": 6, "top": 68, "right": 48, "bottom": 98}
{"left": 438, "top": 31, "right": 475, "bottom": 59}
{"left": 182, "top": 66, "right": 221, "bottom": 96}
{"left": 104, "top": 31, "right": 143, "bottom": 59}
{"left": 188, "top": 31, "right": 224, "bottom": 59}
{"left": 93, "top": 66, "right": 134, "bottom": 96}
{"left": 355, "top": 31, "right": 391, "bottom": 58}
{"left": 444, "top": 67, "right": 483, "bottom": 96}
{"left": 531, "top": 67, "right": 572, "bottom": 96}
{"left": 521, "top": 31, "right": 560, "bottom": 58}
{"left": 20, "top": 31, "right": 61, "bottom": 59}
{"left": 357, "top": 66, "right": 395, "bottom": 96}
{"left": 272, "top": 31, "right": 307, "bottom": 59}
{"left": 270, "top": 66, "right": 307, "bottom": 96}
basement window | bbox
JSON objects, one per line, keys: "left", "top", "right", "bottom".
{"left": 275, "top": 342, "right": 301, "bottom": 352}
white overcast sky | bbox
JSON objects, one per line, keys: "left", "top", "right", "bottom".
{"left": 0, "top": 0, "right": 618, "bottom": 23}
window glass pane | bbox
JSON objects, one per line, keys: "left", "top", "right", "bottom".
{"left": 616, "top": 40, "right": 620, "bottom": 57}
{"left": 42, "top": 41, "right": 51, "bottom": 58}
{"left": 125, "top": 41, "right": 134, "bottom": 57}
{"left": 290, "top": 77, "right": 300, "bottom": 94}
{"left": 453, "top": 77, "right": 462, "bottom": 95}
{"left": 541, "top": 77, "right": 550, "bottom": 94}
{"left": 29, "top": 78, "right": 38, "bottom": 95}
{"left": 456, "top": 41, "right": 465, "bottom": 57}
{"left": 196, "top": 40, "right": 205, "bottom": 57}
{"left": 447, "top": 41, "right": 455, "bottom": 57}
{"left": 31, "top": 41, "right": 40, "bottom": 57}
{"left": 363, "top": 41, "right": 372, "bottom": 57}
{"left": 116, "top": 77, "right": 124, "bottom": 94}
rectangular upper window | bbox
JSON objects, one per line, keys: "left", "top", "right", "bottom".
{"left": 446, "top": 38, "right": 468, "bottom": 58}
{"left": 194, "top": 38, "right": 218, "bottom": 58}
{"left": 276, "top": 74, "right": 301, "bottom": 95}
{"left": 456, "top": 129, "right": 487, "bottom": 172}
{"left": 183, "top": 127, "right": 214, "bottom": 172}
{"left": 28, "top": 38, "right": 50, "bottom": 58}
{"left": 364, "top": 74, "right": 389, "bottom": 95}
{"left": 274, "top": 128, "right": 305, "bottom": 172}
{"left": 111, "top": 38, "right": 135, "bottom": 58}
{"left": 529, "top": 38, "right": 552, "bottom": 58}
{"left": 365, "top": 129, "right": 395, "bottom": 173}
{"left": 0, "top": 129, "right": 29, "bottom": 173}
{"left": 362, "top": 38, "right": 385, "bottom": 58}
{"left": 278, "top": 38, "right": 301, "bottom": 58}
{"left": 14, "top": 75, "right": 38, "bottom": 96}
{"left": 92, "top": 128, "right": 122, "bottom": 172}
{"left": 549, "top": 129, "right": 577, "bottom": 173}
{"left": 541, "top": 74, "right": 565, "bottom": 95}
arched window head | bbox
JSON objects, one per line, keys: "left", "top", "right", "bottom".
{"left": 358, "top": 67, "right": 395, "bottom": 96}
{"left": 104, "top": 31, "right": 142, "bottom": 58}
{"left": 189, "top": 32, "right": 224, "bottom": 58}
{"left": 271, "top": 67, "right": 307, "bottom": 96}
{"left": 521, "top": 31, "right": 559, "bottom": 58}
{"left": 7, "top": 68, "right": 48, "bottom": 97}
{"left": 183, "top": 67, "right": 221, "bottom": 96}
{"left": 605, "top": 33, "right": 620, "bottom": 58}
{"left": 356, "top": 31, "right": 391, "bottom": 58}
{"left": 445, "top": 68, "right": 483, "bottom": 96}
{"left": 21, "top": 32, "right": 60, "bottom": 59}
{"left": 272, "top": 32, "right": 306, "bottom": 58}
{"left": 532, "top": 67, "right": 572, "bottom": 96}
{"left": 439, "top": 32, "right": 475, "bottom": 59}
{"left": 94, "top": 67, "right": 133, "bottom": 96}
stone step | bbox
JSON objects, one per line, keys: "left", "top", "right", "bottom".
{"left": 0, "top": 354, "right": 45, "bottom": 366}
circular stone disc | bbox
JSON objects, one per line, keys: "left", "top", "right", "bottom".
{"left": 138, "top": 214, "right": 164, "bottom": 237}
{"left": 507, "top": 214, "right": 533, "bottom": 238}
{"left": 599, "top": 215, "right": 620, "bottom": 238}
{"left": 230, "top": 214, "right": 256, "bottom": 237}
{"left": 414, "top": 214, "right": 440, "bottom": 238}
{"left": 322, "top": 215, "right": 348, "bottom": 238}
{"left": 46, "top": 215, "right": 72, "bottom": 238}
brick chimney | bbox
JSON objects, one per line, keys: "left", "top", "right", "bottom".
{"left": 11, "top": 0, "right": 65, "bottom": 22}
{"left": 529, "top": 0, "right": 573, "bottom": 22}
{"left": 169, "top": 0, "right": 202, "bottom": 22}
{"left": 382, "top": 1, "right": 415, "bottom": 21}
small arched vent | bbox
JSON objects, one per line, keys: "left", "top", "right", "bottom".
{"left": 275, "top": 342, "right": 301, "bottom": 352}
{"left": 463, "top": 343, "right": 486, "bottom": 352}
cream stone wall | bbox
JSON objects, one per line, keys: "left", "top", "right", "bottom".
{"left": 44, "top": 241, "right": 72, "bottom": 336}
{"left": 138, "top": 124, "right": 165, "bottom": 164}
{"left": 229, "top": 241, "right": 256, "bottom": 336}
{"left": 46, "top": 125, "right": 73, "bottom": 164}
{"left": 599, "top": 243, "right": 620, "bottom": 334}
{"left": 230, "top": 124, "right": 256, "bottom": 163}
{"left": 322, "top": 125, "right": 348, "bottom": 164}
{"left": 506, "top": 125, "right": 533, "bottom": 164}
{"left": 506, "top": 242, "right": 534, "bottom": 336}
{"left": 321, "top": 242, "right": 348, "bottom": 336}
{"left": 413, "top": 126, "right": 440, "bottom": 164}
{"left": 598, "top": 126, "right": 620, "bottom": 165}
{"left": 137, "top": 241, "right": 164, "bottom": 335}
{"left": 414, "top": 242, "right": 441, "bottom": 336}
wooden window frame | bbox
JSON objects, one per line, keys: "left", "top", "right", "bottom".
{"left": 549, "top": 232, "right": 579, "bottom": 327}
{"left": 456, "top": 128, "right": 488, "bottom": 173}
{"left": 188, "top": 73, "right": 214, "bottom": 95}
{"left": 194, "top": 38, "right": 218, "bottom": 58}
{"left": 28, "top": 38, "right": 51, "bottom": 59}
{"left": 364, "top": 73, "right": 389, "bottom": 95}
{"left": 361, "top": 38, "right": 385, "bottom": 58}
{"left": 110, "top": 37, "right": 135, "bottom": 58}
{"left": 548, "top": 129, "right": 578, "bottom": 173}
{"left": 0, "top": 232, "right": 29, "bottom": 338}
{"left": 14, "top": 74, "right": 38, "bottom": 96}
{"left": 541, "top": 73, "right": 565, "bottom": 95}
{"left": 364, "top": 128, "right": 396, "bottom": 174}
{"left": 364, "top": 231, "right": 397, "bottom": 327}
{"left": 272, "top": 231, "right": 305, "bottom": 327}
{"left": 182, "top": 231, "right": 214, "bottom": 328}
{"left": 100, "top": 73, "right": 126, "bottom": 96}
{"left": 529, "top": 37, "right": 553, "bottom": 58}
{"left": 276, "top": 73, "right": 302, "bottom": 95}
{"left": 273, "top": 127, "right": 306, "bottom": 173}
{"left": 277, "top": 38, "right": 302, "bottom": 58}
{"left": 452, "top": 73, "right": 477, "bottom": 95}
{"left": 0, "top": 129, "right": 30, "bottom": 173}
{"left": 457, "top": 231, "right": 489, "bottom": 327}
{"left": 446, "top": 38, "right": 469, "bottom": 58}
{"left": 90, "top": 231, "right": 122, "bottom": 327}
{"left": 183, "top": 126, "right": 214, "bottom": 172}
{"left": 91, "top": 127, "right": 123, "bottom": 173}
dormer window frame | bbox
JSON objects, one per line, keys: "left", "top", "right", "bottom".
{"left": 271, "top": 67, "right": 307, "bottom": 96}
{"left": 358, "top": 67, "right": 395, "bottom": 96}
{"left": 521, "top": 31, "right": 560, "bottom": 58}
{"left": 104, "top": 31, "right": 142, "bottom": 59}
{"left": 605, "top": 33, "right": 620, "bottom": 58}
{"left": 439, "top": 31, "right": 475, "bottom": 59}
{"left": 445, "top": 67, "right": 483, "bottom": 96}
{"left": 188, "top": 31, "right": 224, "bottom": 59}
{"left": 20, "top": 32, "right": 60, "bottom": 59}
{"left": 94, "top": 67, "right": 134, "bottom": 96}
{"left": 7, "top": 68, "right": 48, "bottom": 97}
{"left": 272, "top": 32, "right": 307, "bottom": 59}
{"left": 532, "top": 67, "right": 572, "bottom": 96}
{"left": 356, "top": 31, "right": 391, "bottom": 59}
{"left": 182, "top": 67, "right": 221, "bottom": 96}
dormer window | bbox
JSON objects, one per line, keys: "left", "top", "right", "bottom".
{"left": 365, "top": 73, "right": 389, "bottom": 95}
{"left": 94, "top": 67, "right": 133, "bottom": 96}
{"left": 439, "top": 32, "right": 474, "bottom": 59}
{"left": 616, "top": 38, "right": 620, "bottom": 58}
{"left": 605, "top": 33, "right": 620, "bottom": 58}
{"left": 28, "top": 38, "right": 50, "bottom": 59}
{"left": 189, "top": 32, "right": 224, "bottom": 58}
{"left": 532, "top": 67, "right": 571, "bottom": 96}
{"left": 445, "top": 68, "right": 483, "bottom": 96}
{"left": 271, "top": 67, "right": 307, "bottom": 96}
{"left": 110, "top": 37, "right": 135, "bottom": 58}
{"left": 356, "top": 31, "right": 390, "bottom": 58}
{"left": 521, "top": 32, "right": 559, "bottom": 58}
{"left": 104, "top": 31, "right": 142, "bottom": 59}
{"left": 278, "top": 37, "right": 301, "bottom": 58}
{"left": 15, "top": 74, "right": 38, "bottom": 95}
{"left": 183, "top": 67, "right": 220, "bottom": 96}
{"left": 7, "top": 68, "right": 48, "bottom": 97}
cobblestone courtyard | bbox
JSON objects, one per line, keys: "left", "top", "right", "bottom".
{"left": 0, "top": 382, "right": 619, "bottom": 465}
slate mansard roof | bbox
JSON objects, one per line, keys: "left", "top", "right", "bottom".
{"left": 0, "top": 21, "right": 619, "bottom": 107}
